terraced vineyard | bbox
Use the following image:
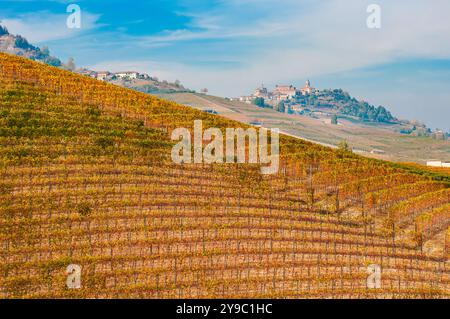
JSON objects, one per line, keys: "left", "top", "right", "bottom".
{"left": 0, "top": 53, "right": 449, "bottom": 299}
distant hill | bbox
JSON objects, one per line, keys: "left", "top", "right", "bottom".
{"left": 305, "top": 88, "right": 396, "bottom": 123}
{"left": 244, "top": 83, "right": 398, "bottom": 124}
{"left": 0, "top": 25, "right": 61, "bottom": 66}
{"left": 246, "top": 84, "right": 447, "bottom": 139}
{"left": 0, "top": 24, "right": 189, "bottom": 94}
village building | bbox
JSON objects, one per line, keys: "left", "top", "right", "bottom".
{"left": 114, "top": 71, "right": 140, "bottom": 79}
{"left": 370, "top": 149, "right": 386, "bottom": 155}
{"left": 290, "top": 105, "right": 304, "bottom": 112}
{"left": 253, "top": 84, "right": 271, "bottom": 99}
{"left": 298, "top": 80, "right": 316, "bottom": 96}
{"left": 240, "top": 80, "right": 317, "bottom": 105}
{"left": 427, "top": 160, "right": 450, "bottom": 168}
{"left": 273, "top": 85, "right": 297, "bottom": 100}
{"left": 96, "top": 71, "right": 112, "bottom": 81}
{"left": 78, "top": 69, "right": 97, "bottom": 79}
{"left": 239, "top": 96, "right": 253, "bottom": 104}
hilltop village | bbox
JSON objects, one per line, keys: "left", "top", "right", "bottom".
{"left": 234, "top": 80, "right": 397, "bottom": 124}
{"left": 232, "top": 81, "right": 449, "bottom": 141}
{"left": 239, "top": 80, "right": 316, "bottom": 105}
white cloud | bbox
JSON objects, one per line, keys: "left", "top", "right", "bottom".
{"left": 125, "top": 0, "right": 450, "bottom": 97}
{"left": 2, "top": 10, "right": 101, "bottom": 43}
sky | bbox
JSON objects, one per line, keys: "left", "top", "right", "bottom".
{"left": 0, "top": 0, "right": 449, "bottom": 131}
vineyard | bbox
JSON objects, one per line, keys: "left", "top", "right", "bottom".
{"left": 0, "top": 52, "right": 449, "bottom": 299}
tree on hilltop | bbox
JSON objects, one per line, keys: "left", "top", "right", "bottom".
{"left": 14, "top": 35, "right": 35, "bottom": 50}
{"left": 276, "top": 101, "right": 286, "bottom": 113}
{"left": 253, "top": 97, "right": 265, "bottom": 107}
{"left": 63, "top": 57, "right": 76, "bottom": 71}
{"left": 331, "top": 114, "right": 338, "bottom": 125}
{"left": 338, "top": 140, "right": 351, "bottom": 153}
{"left": 0, "top": 24, "right": 9, "bottom": 36}
{"left": 40, "top": 46, "right": 50, "bottom": 57}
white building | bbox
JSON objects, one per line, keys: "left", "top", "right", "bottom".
{"left": 370, "top": 149, "right": 386, "bottom": 155}
{"left": 427, "top": 161, "right": 450, "bottom": 168}
{"left": 115, "top": 71, "right": 140, "bottom": 79}
{"left": 78, "top": 69, "right": 97, "bottom": 79}
{"left": 239, "top": 96, "right": 253, "bottom": 104}
{"left": 96, "top": 71, "right": 112, "bottom": 81}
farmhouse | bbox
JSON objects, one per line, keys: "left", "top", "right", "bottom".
{"left": 239, "top": 96, "right": 253, "bottom": 104}
{"left": 78, "top": 69, "right": 97, "bottom": 79}
{"left": 253, "top": 84, "right": 271, "bottom": 99}
{"left": 427, "top": 161, "right": 450, "bottom": 168}
{"left": 370, "top": 149, "right": 386, "bottom": 155}
{"left": 96, "top": 71, "right": 112, "bottom": 81}
{"left": 115, "top": 71, "right": 140, "bottom": 79}
{"left": 273, "top": 84, "right": 297, "bottom": 100}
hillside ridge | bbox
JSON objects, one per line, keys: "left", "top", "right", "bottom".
{"left": 0, "top": 24, "right": 188, "bottom": 94}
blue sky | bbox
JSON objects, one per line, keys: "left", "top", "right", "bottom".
{"left": 1, "top": 0, "right": 450, "bottom": 131}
